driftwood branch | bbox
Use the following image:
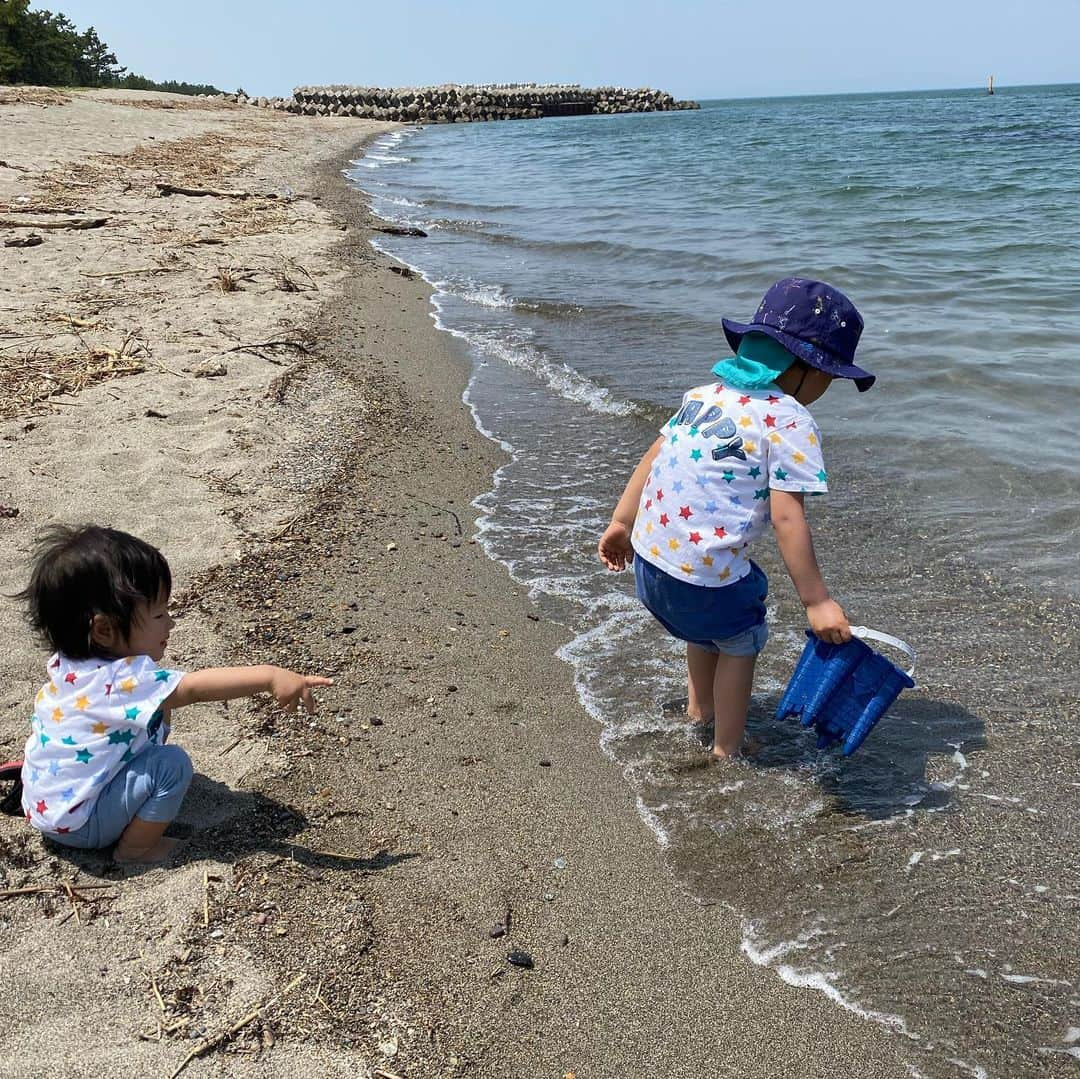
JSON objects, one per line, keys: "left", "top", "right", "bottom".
{"left": 0, "top": 216, "right": 107, "bottom": 230}
{"left": 155, "top": 182, "right": 281, "bottom": 200}
{"left": 79, "top": 266, "right": 180, "bottom": 278}
{"left": 222, "top": 336, "right": 313, "bottom": 358}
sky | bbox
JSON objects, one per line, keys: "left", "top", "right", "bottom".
{"left": 52, "top": 0, "right": 1079, "bottom": 100}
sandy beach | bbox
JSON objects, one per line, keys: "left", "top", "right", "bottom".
{"left": 0, "top": 90, "right": 914, "bottom": 1078}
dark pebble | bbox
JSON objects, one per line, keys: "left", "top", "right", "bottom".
{"left": 507, "top": 949, "right": 534, "bottom": 969}
{"left": 370, "top": 716, "right": 384, "bottom": 727}
{"left": 488, "top": 924, "right": 506, "bottom": 939}
{"left": 539, "top": 758, "right": 552, "bottom": 768}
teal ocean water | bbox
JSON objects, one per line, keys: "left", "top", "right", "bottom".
{"left": 349, "top": 85, "right": 1080, "bottom": 1078}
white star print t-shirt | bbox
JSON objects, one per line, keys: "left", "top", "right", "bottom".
{"left": 21, "top": 653, "right": 185, "bottom": 834}
{"left": 631, "top": 382, "right": 828, "bottom": 587}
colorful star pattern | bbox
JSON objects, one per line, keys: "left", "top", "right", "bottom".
{"left": 631, "top": 381, "right": 827, "bottom": 585}
{"left": 22, "top": 653, "right": 184, "bottom": 835}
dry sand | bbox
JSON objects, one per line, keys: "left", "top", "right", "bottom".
{"left": 0, "top": 90, "right": 912, "bottom": 1077}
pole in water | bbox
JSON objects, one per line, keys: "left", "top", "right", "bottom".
{"left": 988, "top": 74, "right": 995, "bottom": 95}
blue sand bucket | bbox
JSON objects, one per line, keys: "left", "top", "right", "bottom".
{"left": 775, "top": 627, "right": 916, "bottom": 755}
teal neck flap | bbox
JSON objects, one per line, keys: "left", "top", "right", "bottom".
{"left": 711, "top": 332, "right": 795, "bottom": 391}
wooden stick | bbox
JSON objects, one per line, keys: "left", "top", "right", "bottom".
{"left": 202, "top": 869, "right": 210, "bottom": 927}
{"left": 220, "top": 734, "right": 244, "bottom": 754}
{"left": 0, "top": 216, "right": 108, "bottom": 230}
{"left": 155, "top": 182, "right": 278, "bottom": 200}
{"left": 168, "top": 973, "right": 306, "bottom": 1079}
{"left": 222, "top": 337, "right": 312, "bottom": 357}
{"left": 79, "top": 266, "right": 178, "bottom": 278}
{"left": 270, "top": 511, "right": 305, "bottom": 540}
{"left": 61, "top": 881, "right": 82, "bottom": 926}
{"left": 0, "top": 882, "right": 115, "bottom": 898}
{"left": 151, "top": 976, "right": 167, "bottom": 1014}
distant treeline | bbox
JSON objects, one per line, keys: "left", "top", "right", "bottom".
{"left": 0, "top": 0, "right": 221, "bottom": 94}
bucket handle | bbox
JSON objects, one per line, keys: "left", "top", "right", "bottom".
{"left": 850, "top": 626, "right": 917, "bottom": 678}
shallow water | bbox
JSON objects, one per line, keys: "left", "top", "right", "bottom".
{"left": 348, "top": 85, "right": 1080, "bottom": 1077}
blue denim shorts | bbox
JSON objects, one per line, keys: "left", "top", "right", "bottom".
{"left": 634, "top": 555, "right": 769, "bottom": 657}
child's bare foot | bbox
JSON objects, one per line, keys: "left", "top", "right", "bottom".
{"left": 711, "top": 736, "right": 762, "bottom": 759}
{"left": 114, "top": 835, "right": 182, "bottom": 865}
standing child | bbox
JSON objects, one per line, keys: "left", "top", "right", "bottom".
{"left": 597, "top": 278, "right": 874, "bottom": 757}
{"left": 16, "top": 525, "right": 332, "bottom": 863}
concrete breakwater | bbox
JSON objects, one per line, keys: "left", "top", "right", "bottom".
{"left": 217, "top": 84, "right": 699, "bottom": 122}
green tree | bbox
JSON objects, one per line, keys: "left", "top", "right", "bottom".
{"left": 0, "top": 1, "right": 218, "bottom": 92}
{"left": 73, "top": 25, "right": 122, "bottom": 86}
{"left": 0, "top": 0, "right": 33, "bottom": 82}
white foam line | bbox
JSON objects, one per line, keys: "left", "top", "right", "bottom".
{"left": 356, "top": 197, "right": 638, "bottom": 420}
{"left": 634, "top": 796, "right": 671, "bottom": 848}
{"left": 1000, "top": 973, "right": 1072, "bottom": 987}
{"left": 740, "top": 922, "right": 914, "bottom": 1038}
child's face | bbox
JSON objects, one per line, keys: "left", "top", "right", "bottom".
{"left": 795, "top": 368, "right": 835, "bottom": 406}
{"left": 123, "top": 592, "right": 175, "bottom": 662}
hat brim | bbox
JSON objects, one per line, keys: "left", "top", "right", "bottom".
{"left": 721, "top": 319, "right": 876, "bottom": 392}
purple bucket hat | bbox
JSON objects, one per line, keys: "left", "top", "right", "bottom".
{"left": 722, "top": 277, "right": 875, "bottom": 391}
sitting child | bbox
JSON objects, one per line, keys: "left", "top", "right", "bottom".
{"left": 16, "top": 524, "right": 332, "bottom": 863}
{"left": 597, "top": 277, "right": 875, "bottom": 757}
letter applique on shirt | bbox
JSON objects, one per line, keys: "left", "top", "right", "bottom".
{"left": 635, "top": 383, "right": 827, "bottom": 587}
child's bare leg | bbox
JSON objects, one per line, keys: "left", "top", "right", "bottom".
{"left": 113, "top": 817, "right": 181, "bottom": 864}
{"left": 686, "top": 643, "right": 719, "bottom": 722}
{"left": 711, "top": 652, "right": 757, "bottom": 756}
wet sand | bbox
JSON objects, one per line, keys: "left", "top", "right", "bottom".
{"left": 0, "top": 90, "right": 911, "bottom": 1077}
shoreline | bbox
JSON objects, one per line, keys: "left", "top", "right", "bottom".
{"left": 1, "top": 91, "right": 912, "bottom": 1077}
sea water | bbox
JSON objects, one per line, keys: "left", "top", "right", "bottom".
{"left": 347, "top": 84, "right": 1080, "bottom": 1077}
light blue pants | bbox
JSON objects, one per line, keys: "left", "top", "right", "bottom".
{"left": 49, "top": 744, "right": 194, "bottom": 850}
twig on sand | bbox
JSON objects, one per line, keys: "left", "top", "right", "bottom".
{"left": 61, "top": 881, "right": 82, "bottom": 926}
{"left": 0, "top": 882, "right": 114, "bottom": 898}
{"left": 155, "top": 182, "right": 284, "bottom": 200}
{"left": 220, "top": 734, "right": 244, "bottom": 755}
{"left": 271, "top": 511, "right": 306, "bottom": 540}
{"left": 374, "top": 1069, "right": 406, "bottom": 1079}
{"left": 309, "top": 849, "right": 364, "bottom": 861}
{"left": 79, "top": 266, "right": 180, "bottom": 278}
{"left": 0, "top": 215, "right": 107, "bottom": 230}
{"left": 407, "top": 493, "right": 463, "bottom": 536}
{"left": 168, "top": 973, "right": 306, "bottom": 1079}
{"left": 202, "top": 869, "right": 210, "bottom": 927}
{"left": 1, "top": 881, "right": 116, "bottom": 926}
{"left": 150, "top": 975, "right": 167, "bottom": 1015}
{"left": 222, "top": 336, "right": 313, "bottom": 359}
{"left": 311, "top": 978, "right": 343, "bottom": 1022}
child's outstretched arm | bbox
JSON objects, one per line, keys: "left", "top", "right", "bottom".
{"left": 770, "top": 489, "right": 852, "bottom": 645}
{"left": 164, "top": 666, "right": 333, "bottom": 715}
{"left": 598, "top": 435, "right": 665, "bottom": 571}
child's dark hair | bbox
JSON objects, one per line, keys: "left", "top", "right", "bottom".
{"left": 17, "top": 525, "right": 171, "bottom": 660}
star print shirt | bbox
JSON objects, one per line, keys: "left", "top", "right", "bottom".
{"left": 21, "top": 653, "right": 185, "bottom": 834}
{"left": 631, "top": 382, "right": 828, "bottom": 587}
